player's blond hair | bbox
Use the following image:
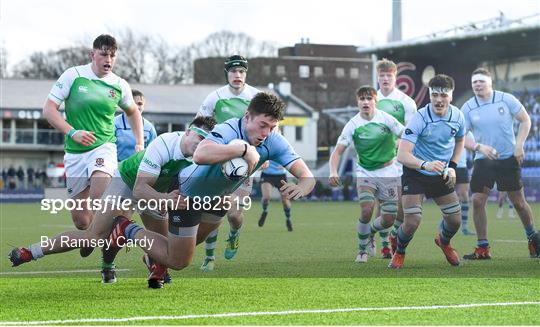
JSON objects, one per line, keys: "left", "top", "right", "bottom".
{"left": 376, "top": 58, "right": 397, "bottom": 73}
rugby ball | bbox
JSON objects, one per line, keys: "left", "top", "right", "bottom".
{"left": 221, "top": 139, "right": 250, "bottom": 180}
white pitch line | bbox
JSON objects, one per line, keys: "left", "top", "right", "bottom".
{"left": 0, "top": 269, "right": 129, "bottom": 275}
{"left": 0, "top": 301, "right": 538, "bottom": 325}
{"left": 493, "top": 239, "right": 528, "bottom": 243}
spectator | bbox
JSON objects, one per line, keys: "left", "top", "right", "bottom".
{"left": 7, "top": 166, "right": 16, "bottom": 190}
{"left": 16, "top": 166, "right": 24, "bottom": 188}
{"left": 1, "top": 169, "right": 6, "bottom": 188}
{"left": 27, "top": 167, "right": 35, "bottom": 188}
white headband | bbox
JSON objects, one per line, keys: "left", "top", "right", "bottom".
{"left": 429, "top": 87, "right": 453, "bottom": 96}
{"left": 471, "top": 74, "right": 492, "bottom": 84}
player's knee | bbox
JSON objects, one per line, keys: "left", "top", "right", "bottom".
{"left": 169, "top": 258, "right": 191, "bottom": 271}
{"left": 403, "top": 205, "right": 422, "bottom": 219}
{"left": 381, "top": 201, "right": 398, "bottom": 217}
{"left": 227, "top": 209, "right": 243, "bottom": 221}
{"left": 358, "top": 191, "right": 375, "bottom": 205}
{"left": 439, "top": 201, "right": 461, "bottom": 217}
{"left": 380, "top": 214, "right": 395, "bottom": 228}
{"left": 472, "top": 194, "right": 487, "bottom": 208}
{"left": 72, "top": 216, "right": 90, "bottom": 230}
{"left": 75, "top": 222, "right": 89, "bottom": 230}
{"left": 360, "top": 207, "right": 374, "bottom": 221}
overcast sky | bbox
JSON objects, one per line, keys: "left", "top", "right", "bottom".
{"left": 1, "top": 0, "right": 539, "bottom": 67}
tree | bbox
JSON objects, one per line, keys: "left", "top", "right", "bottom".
{"left": 0, "top": 47, "right": 8, "bottom": 78}
{"left": 190, "top": 30, "right": 276, "bottom": 59}
{"left": 10, "top": 29, "right": 276, "bottom": 83}
{"left": 12, "top": 46, "right": 89, "bottom": 79}
{"left": 150, "top": 38, "right": 193, "bottom": 84}
{"left": 112, "top": 29, "right": 152, "bottom": 83}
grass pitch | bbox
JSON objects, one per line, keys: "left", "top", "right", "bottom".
{"left": 0, "top": 201, "right": 539, "bottom": 325}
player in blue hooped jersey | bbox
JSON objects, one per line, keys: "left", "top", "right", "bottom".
{"left": 108, "top": 92, "right": 315, "bottom": 272}
{"left": 461, "top": 68, "right": 540, "bottom": 260}
{"left": 390, "top": 74, "right": 466, "bottom": 269}
{"left": 115, "top": 89, "right": 157, "bottom": 161}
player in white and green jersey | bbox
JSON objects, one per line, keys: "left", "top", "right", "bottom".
{"left": 374, "top": 58, "right": 418, "bottom": 257}
{"left": 197, "top": 55, "right": 260, "bottom": 271}
{"left": 9, "top": 117, "right": 215, "bottom": 289}
{"left": 42, "top": 34, "right": 144, "bottom": 283}
{"left": 329, "top": 86, "right": 404, "bottom": 263}
{"left": 43, "top": 35, "right": 144, "bottom": 231}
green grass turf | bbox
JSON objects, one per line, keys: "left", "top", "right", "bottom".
{"left": 0, "top": 202, "right": 539, "bottom": 325}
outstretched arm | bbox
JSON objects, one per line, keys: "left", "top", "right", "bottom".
{"left": 328, "top": 144, "right": 346, "bottom": 186}
{"left": 279, "top": 159, "right": 315, "bottom": 200}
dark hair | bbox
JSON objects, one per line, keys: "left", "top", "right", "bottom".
{"left": 93, "top": 34, "right": 118, "bottom": 52}
{"left": 224, "top": 55, "right": 248, "bottom": 72}
{"left": 247, "top": 92, "right": 286, "bottom": 120}
{"left": 356, "top": 85, "right": 377, "bottom": 98}
{"left": 189, "top": 116, "right": 216, "bottom": 132}
{"left": 428, "top": 74, "right": 455, "bottom": 90}
{"left": 132, "top": 89, "right": 144, "bottom": 98}
{"left": 472, "top": 67, "right": 491, "bottom": 77}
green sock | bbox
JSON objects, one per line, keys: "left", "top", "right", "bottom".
{"left": 205, "top": 229, "right": 218, "bottom": 259}
{"left": 101, "top": 259, "right": 115, "bottom": 270}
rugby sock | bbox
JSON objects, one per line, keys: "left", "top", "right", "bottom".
{"left": 477, "top": 239, "right": 489, "bottom": 248}
{"left": 262, "top": 199, "right": 269, "bottom": 213}
{"left": 379, "top": 230, "right": 390, "bottom": 248}
{"left": 101, "top": 246, "right": 120, "bottom": 266}
{"left": 371, "top": 216, "right": 390, "bottom": 248}
{"left": 283, "top": 206, "right": 291, "bottom": 220}
{"left": 396, "top": 226, "right": 412, "bottom": 254}
{"left": 390, "top": 219, "right": 402, "bottom": 238}
{"left": 524, "top": 224, "right": 535, "bottom": 239}
{"left": 125, "top": 223, "right": 143, "bottom": 241}
{"left": 357, "top": 220, "right": 371, "bottom": 252}
{"left": 439, "top": 219, "right": 458, "bottom": 245}
{"left": 205, "top": 229, "right": 218, "bottom": 260}
{"left": 29, "top": 243, "right": 44, "bottom": 259}
{"left": 370, "top": 216, "right": 383, "bottom": 234}
{"left": 229, "top": 228, "right": 239, "bottom": 239}
{"left": 101, "top": 259, "right": 115, "bottom": 270}
{"left": 461, "top": 201, "right": 470, "bottom": 227}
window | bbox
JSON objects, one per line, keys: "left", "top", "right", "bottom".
{"left": 276, "top": 65, "right": 286, "bottom": 76}
{"left": 171, "top": 123, "right": 185, "bottom": 132}
{"left": 299, "top": 65, "right": 310, "bottom": 78}
{"left": 336, "top": 68, "right": 345, "bottom": 78}
{"left": 37, "top": 119, "right": 62, "bottom": 145}
{"left": 154, "top": 122, "right": 169, "bottom": 136}
{"left": 15, "top": 119, "right": 33, "bottom": 129}
{"left": 262, "top": 65, "right": 271, "bottom": 76}
{"left": 314, "top": 66, "right": 324, "bottom": 77}
{"left": 15, "top": 119, "right": 33, "bottom": 144}
{"left": 295, "top": 126, "right": 303, "bottom": 141}
{"left": 350, "top": 68, "right": 359, "bottom": 79}
{"left": 2, "top": 119, "right": 11, "bottom": 143}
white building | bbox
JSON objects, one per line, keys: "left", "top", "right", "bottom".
{"left": 0, "top": 79, "right": 318, "bottom": 171}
